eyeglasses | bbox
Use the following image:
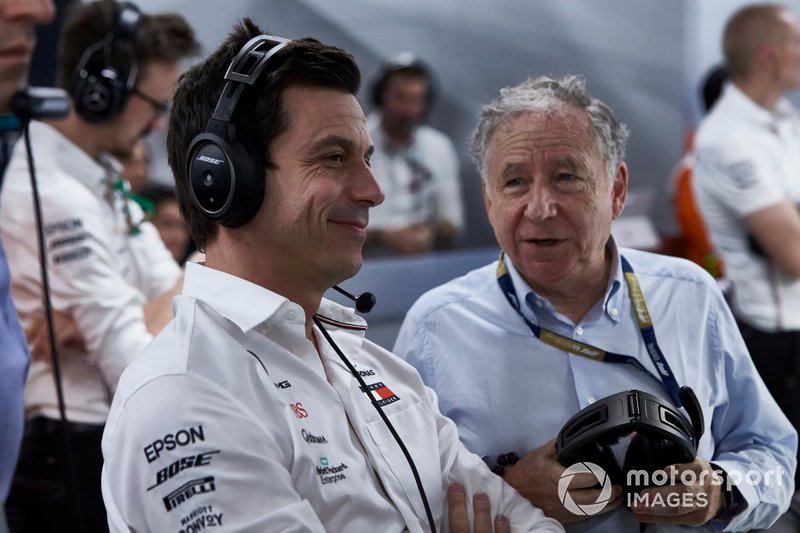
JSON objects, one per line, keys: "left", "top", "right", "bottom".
{"left": 131, "top": 87, "right": 170, "bottom": 116}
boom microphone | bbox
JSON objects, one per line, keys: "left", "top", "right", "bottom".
{"left": 332, "top": 285, "right": 376, "bottom": 313}
{"left": 11, "top": 87, "right": 71, "bottom": 121}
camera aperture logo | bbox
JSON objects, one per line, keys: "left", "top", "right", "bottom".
{"left": 558, "top": 462, "right": 613, "bottom": 516}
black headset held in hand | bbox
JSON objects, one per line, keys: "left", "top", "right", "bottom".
{"left": 557, "top": 387, "right": 705, "bottom": 497}
{"left": 186, "top": 35, "right": 289, "bottom": 228}
{"left": 69, "top": 1, "right": 141, "bottom": 123}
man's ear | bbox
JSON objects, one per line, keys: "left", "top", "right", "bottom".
{"left": 482, "top": 179, "right": 492, "bottom": 213}
{"left": 611, "top": 162, "right": 628, "bottom": 220}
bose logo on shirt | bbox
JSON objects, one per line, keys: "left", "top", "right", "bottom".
{"left": 196, "top": 155, "right": 225, "bottom": 165}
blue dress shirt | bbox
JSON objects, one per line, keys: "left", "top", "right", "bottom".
{"left": 0, "top": 240, "right": 28, "bottom": 502}
{"left": 395, "top": 244, "right": 797, "bottom": 532}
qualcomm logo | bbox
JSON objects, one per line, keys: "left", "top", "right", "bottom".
{"left": 557, "top": 462, "right": 613, "bottom": 516}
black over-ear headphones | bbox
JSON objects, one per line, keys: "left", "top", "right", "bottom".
{"left": 370, "top": 51, "right": 436, "bottom": 109}
{"left": 185, "top": 35, "right": 289, "bottom": 228}
{"left": 69, "top": 1, "right": 141, "bottom": 123}
{"left": 556, "top": 387, "right": 704, "bottom": 498}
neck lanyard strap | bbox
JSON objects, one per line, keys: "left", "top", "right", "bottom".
{"left": 495, "top": 253, "right": 682, "bottom": 406}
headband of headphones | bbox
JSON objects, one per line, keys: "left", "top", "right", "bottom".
{"left": 371, "top": 51, "right": 435, "bottom": 108}
{"left": 70, "top": 1, "right": 142, "bottom": 123}
{"left": 185, "top": 35, "right": 290, "bottom": 227}
{"left": 556, "top": 388, "right": 704, "bottom": 472}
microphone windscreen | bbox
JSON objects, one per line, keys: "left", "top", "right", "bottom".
{"left": 355, "top": 292, "right": 376, "bottom": 313}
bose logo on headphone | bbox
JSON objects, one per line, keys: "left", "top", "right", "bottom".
{"left": 196, "top": 155, "right": 225, "bottom": 165}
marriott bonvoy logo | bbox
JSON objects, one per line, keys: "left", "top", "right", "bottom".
{"left": 558, "top": 461, "right": 787, "bottom": 515}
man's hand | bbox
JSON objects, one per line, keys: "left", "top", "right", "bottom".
{"left": 631, "top": 457, "right": 724, "bottom": 526}
{"left": 381, "top": 223, "right": 435, "bottom": 255}
{"left": 502, "top": 438, "right": 622, "bottom": 523}
{"left": 25, "top": 310, "right": 85, "bottom": 362}
{"left": 448, "top": 483, "right": 511, "bottom": 533}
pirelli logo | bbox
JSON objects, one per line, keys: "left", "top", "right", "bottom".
{"left": 163, "top": 476, "right": 216, "bottom": 511}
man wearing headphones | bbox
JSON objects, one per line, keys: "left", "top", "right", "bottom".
{"left": 0, "top": 2, "right": 56, "bottom": 532}
{"left": 365, "top": 52, "right": 464, "bottom": 255}
{"left": 394, "top": 76, "right": 797, "bottom": 531}
{"left": 0, "top": 1, "right": 198, "bottom": 530}
{"left": 100, "top": 19, "right": 563, "bottom": 532}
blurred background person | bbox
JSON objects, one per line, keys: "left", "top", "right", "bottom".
{"left": 138, "top": 182, "right": 191, "bottom": 264}
{"left": 119, "top": 137, "right": 150, "bottom": 192}
{"left": 694, "top": 4, "right": 800, "bottom": 488}
{"left": 665, "top": 64, "right": 728, "bottom": 281}
{"left": 0, "top": 1, "right": 198, "bottom": 530}
{"left": 0, "top": 1, "right": 56, "bottom": 532}
{"left": 365, "top": 52, "right": 464, "bottom": 255}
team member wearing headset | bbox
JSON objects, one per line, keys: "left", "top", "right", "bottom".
{"left": 100, "top": 19, "right": 563, "bottom": 533}
{"left": 0, "top": 1, "right": 198, "bottom": 530}
{"left": 394, "top": 75, "right": 796, "bottom": 531}
{"left": 365, "top": 53, "right": 464, "bottom": 255}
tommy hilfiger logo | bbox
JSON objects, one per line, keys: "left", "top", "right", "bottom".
{"left": 359, "top": 382, "right": 400, "bottom": 407}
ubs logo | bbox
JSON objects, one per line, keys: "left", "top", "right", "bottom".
{"left": 290, "top": 402, "right": 308, "bottom": 419}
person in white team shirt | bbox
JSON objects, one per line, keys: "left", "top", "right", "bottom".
{"left": 0, "top": 1, "right": 198, "bottom": 531}
{"left": 100, "top": 19, "right": 563, "bottom": 533}
{"left": 693, "top": 4, "right": 800, "bottom": 488}
{"left": 365, "top": 53, "right": 464, "bottom": 255}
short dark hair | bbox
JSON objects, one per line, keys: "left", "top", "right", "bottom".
{"left": 371, "top": 52, "right": 434, "bottom": 108}
{"left": 700, "top": 65, "right": 728, "bottom": 113}
{"left": 167, "top": 18, "right": 361, "bottom": 250}
{"left": 56, "top": 0, "right": 199, "bottom": 90}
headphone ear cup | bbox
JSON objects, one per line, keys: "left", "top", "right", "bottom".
{"left": 186, "top": 131, "right": 264, "bottom": 228}
{"left": 371, "top": 74, "right": 386, "bottom": 108}
{"left": 71, "top": 68, "right": 126, "bottom": 123}
{"left": 623, "top": 433, "right": 685, "bottom": 499}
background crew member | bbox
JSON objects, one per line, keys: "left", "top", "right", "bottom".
{"left": 0, "top": 1, "right": 198, "bottom": 530}
{"left": 101, "top": 19, "right": 563, "bottom": 532}
{"left": 365, "top": 52, "right": 464, "bottom": 255}
{"left": 395, "top": 75, "right": 796, "bottom": 531}
{"left": 693, "top": 4, "right": 800, "bottom": 488}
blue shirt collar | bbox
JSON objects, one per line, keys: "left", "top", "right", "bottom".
{"left": 504, "top": 238, "right": 623, "bottom": 327}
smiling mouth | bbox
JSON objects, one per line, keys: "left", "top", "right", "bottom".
{"left": 529, "top": 238, "right": 563, "bottom": 246}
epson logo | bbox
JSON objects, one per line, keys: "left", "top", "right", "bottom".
{"left": 143, "top": 425, "right": 205, "bottom": 463}
{"left": 196, "top": 155, "right": 225, "bottom": 165}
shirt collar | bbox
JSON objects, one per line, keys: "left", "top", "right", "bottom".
{"left": 30, "top": 120, "right": 119, "bottom": 195}
{"left": 724, "top": 83, "right": 795, "bottom": 128}
{"left": 182, "top": 262, "right": 367, "bottom": 335}
{"left": 505, "top": 238, "right": 623, "bottom": 325}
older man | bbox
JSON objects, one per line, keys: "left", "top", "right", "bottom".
{"left": 395, "top": 75, "right": 796, "bottom": 531}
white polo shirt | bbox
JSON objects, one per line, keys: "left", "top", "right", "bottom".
{"left": 366, "top": 113, "right": 464, "bottom": 232}
{"left": 0, "top": 121, "right": 181, "bottom": 424}
{"left": 101, "top": 262, "right": 563, "bottom": 532}
{"left": 693, "top": 83, "right": 800, "bottom": 331}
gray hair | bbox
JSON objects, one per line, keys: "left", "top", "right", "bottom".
{"left": 469, "top": 75, "right": 629, "bottom": 187}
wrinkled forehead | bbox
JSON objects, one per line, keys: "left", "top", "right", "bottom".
{"left": 488, "top": 108, "right": 597, "bottom": 158}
